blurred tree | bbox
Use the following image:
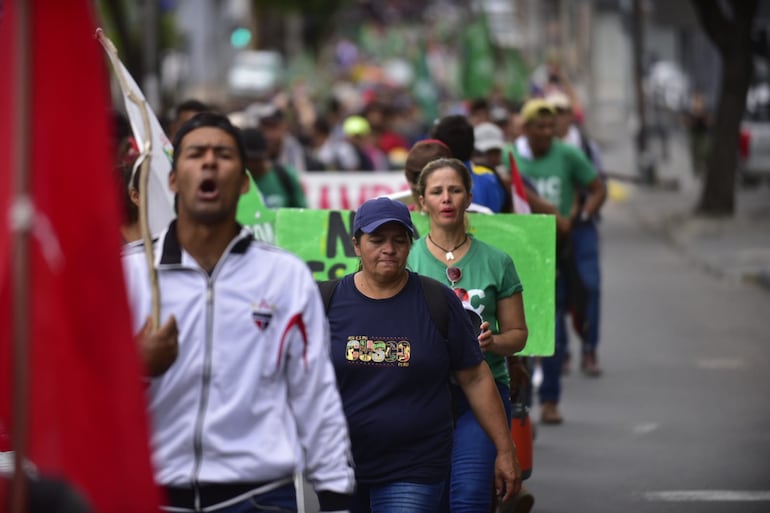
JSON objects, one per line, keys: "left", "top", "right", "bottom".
{"left": 98, "top": 0, "right": 142, "bottom": 79}
{"left": 251, "top": 0, "right": 353, "bottom": 55}
{"left": 690, "top": 0, "right": 758, "bottom": 216}
{"left": 97, "top": 0, "right": 180, "bottom": 112}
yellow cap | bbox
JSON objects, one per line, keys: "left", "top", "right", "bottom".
{"left": 520, "top": 99, "right": 556, "bottom": 124}
{"left": 343, "top": 115, "right": 371, "bottom": 136}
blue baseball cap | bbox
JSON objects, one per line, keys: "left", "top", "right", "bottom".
{"left": 353, "top": 197, "right": 416, "bottom": 237}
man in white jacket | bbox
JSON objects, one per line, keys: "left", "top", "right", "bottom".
{"left": 125, "top": 112, "right": 355, "bottom": 513}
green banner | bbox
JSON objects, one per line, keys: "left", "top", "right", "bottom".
{"left": 412, "top": 39, "right": 439, "bottom": 124}
{"left": 501, "top": 47, "right": 530, "bottom": 101}
{"left": 236, "top": 171, "right": 276, "bottom": 243}
{"left": 461, "top": 15, "right": 495, "bottom": 100}
{"left": 275, "top": 210, "right": 555, "bottom": 357}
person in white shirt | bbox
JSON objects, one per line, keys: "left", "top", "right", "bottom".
{"left": 126, "top": 112, "right": 355, "bottom": 513}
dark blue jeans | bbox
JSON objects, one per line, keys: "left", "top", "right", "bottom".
{"left": 570, "top": 220, "right": 601, "bottom": 353}
{"left": 440, "top": 381, "right": 513, "bottom": 513}
{"left": 351, "top": 480, "right": 446, "bottom": 513}
{"left": 539, "top": 261, "right": 568, "bottom": 404}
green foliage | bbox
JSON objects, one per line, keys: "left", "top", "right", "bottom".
{"left": 95, "top": 0, "right": 180, "bottom": 79}
{"left": 253, "top": 0, "right": 352, "bottom": 16}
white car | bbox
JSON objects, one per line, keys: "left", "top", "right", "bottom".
{"left": 739, "top": 57, "right": 770, "bottom": 184}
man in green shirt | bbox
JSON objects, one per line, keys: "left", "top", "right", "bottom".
{"left": 511, "top": 99, "right": 606, "bottom": 424}
{"left": 241, "top": 127, "right": 307, "bottom": 209}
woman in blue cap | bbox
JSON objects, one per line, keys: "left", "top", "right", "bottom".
{"left": 323, "top": 197, "right": 521, "bottom": 513}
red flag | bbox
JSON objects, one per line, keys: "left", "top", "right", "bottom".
{"left": 0, "top": 2, "right": 161, "bottom": 511}
{"left": 508, "top": 152, "right": 532, "bottom": 214}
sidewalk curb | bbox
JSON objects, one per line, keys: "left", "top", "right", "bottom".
{"left": 625, "top": 189, "right": 770, "bottom": 293}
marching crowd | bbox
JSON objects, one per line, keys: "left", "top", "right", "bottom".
{"left": 116, "top": 64, "right": 608, "bottom": 513}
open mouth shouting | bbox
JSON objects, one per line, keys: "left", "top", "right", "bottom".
{"left": 197, "top": 178, "right": 219, "bottom": 200}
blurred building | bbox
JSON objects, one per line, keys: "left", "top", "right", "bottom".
{"left": 164, "top": 0, "right": 770, "bottom": 130}
{"left": 510, "top": 0, "right": 769, "bottom": 140}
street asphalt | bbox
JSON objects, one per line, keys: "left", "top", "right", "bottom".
{"left": 600, "top": 130, "right": 770, "bottom": 294}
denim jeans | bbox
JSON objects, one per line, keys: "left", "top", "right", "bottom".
{"left": 440, "top": 381, "right": 513, "bottom": 513}
{"left": 212, "top": 482, "right": 296, "bottom": 512}
{"left": 539, "top": 264, "right": 568, "bottom": 404}
{"left": 570, "top": 219, "right": 601, "bottom": 353}
{"left": 351, "top": 480, "right": 446, "bottom": 513}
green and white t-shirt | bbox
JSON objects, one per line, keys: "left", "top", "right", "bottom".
{"left": 254, "top": 164, "right": 307, "bottom": 209}
{"left": 511, "top": 138, "right": 596, "bottom": 217}
{"left": 408, "top": 236, "right": 523, "bottom": 386}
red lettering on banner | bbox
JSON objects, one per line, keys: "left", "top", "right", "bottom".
{"left": 370, "top": 184, "right": 395, "bottom": 198}
{"left": 357, "top": 185, "right": 393, "bottom": 206}
{"left": 358, "top": 187, "right": 367, "bottom": 207}
{"left": 339, "top": 185, "right": 351, "bottom": 210}
{"left": 305, "top": 175, "right": 414, "bottom": 209}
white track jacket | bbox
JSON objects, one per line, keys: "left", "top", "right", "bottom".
{"left": 122, "top": 222, "right": 354, "bottom": 497}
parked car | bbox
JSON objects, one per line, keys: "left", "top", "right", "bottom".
{"left": 739, "top": 56, "right": 770, "bottom": 185}
{"left": 227, "top": 50, "right": 283, "bottom": 99}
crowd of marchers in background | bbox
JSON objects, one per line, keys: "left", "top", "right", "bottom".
{"left": 112, "top": 52, "right": 710, "bottom": 513}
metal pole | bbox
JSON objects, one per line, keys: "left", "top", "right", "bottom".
{"left": 11, "top": 0, "right": 32, "bottom": 510}
{"left": 631, "top": 0, "right": 655, "bottom": 184}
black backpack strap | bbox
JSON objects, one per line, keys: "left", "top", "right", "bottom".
{"left": 319, "top": 276, "right": 449, "bottom": 340}
{"left": 417, "top": 275, "right": 449, "bottom": 340}
{"left": 317, "top": 279, "right": 340, "bottom": 314}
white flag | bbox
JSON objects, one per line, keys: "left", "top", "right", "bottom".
{"left": 97, "top": 30, "right": 175, "bottom": 235}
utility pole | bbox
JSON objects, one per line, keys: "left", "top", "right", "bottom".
{"left": 631, "top": 0, "right": 655, "bottom": 184}
{"left": 143, "top": 0, "right": 160, "bottom": 112}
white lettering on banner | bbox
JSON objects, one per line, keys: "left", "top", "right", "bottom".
{"left": 249, "top": 222, "right": 275, "bottom": 244}
{"left": 302, "top": 172, "right": 411, "bottom": 210}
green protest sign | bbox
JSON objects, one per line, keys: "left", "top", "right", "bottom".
{"left": 276, "top": 209, "right": 359, "bottom": 280}
{"left": 275, "top": 209, "right": 554, "bottom": 357}
{"left": 237, "top": 172, "right": 277, "bottom": 243}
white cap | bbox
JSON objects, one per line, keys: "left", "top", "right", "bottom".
{"left": 474, "top": 122, "right": 506, "bottom": 152}
{"left": 545, "top": 91, "right": 571, "bottom": 110}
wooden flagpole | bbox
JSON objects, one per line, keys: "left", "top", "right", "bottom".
{"left": 11, "top": 0, "right": 32, "bottom": 510}
{"left": 96, "top": 29, "right": 161, "bottom": 330}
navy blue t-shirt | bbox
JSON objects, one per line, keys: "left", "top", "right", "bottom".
{"left": 327, "top": 272, "right": 484, "bottom": 485}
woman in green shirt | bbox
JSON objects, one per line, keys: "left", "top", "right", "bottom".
{"left": 407, "top": 157, "right": 528, "bottom": 513}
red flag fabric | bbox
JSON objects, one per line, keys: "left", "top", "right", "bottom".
{"left": 0, "top": 2, "right": 161, "bottom": 511}
{"left": 508, "top": 152, "right": 532, "bottom": 214}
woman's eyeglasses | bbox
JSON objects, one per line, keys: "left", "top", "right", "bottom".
{"left": 446, "top": 266, "right": 462, "bottom": 287}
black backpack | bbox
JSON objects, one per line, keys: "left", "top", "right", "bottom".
{"left": 317, "top": 275, "right": 449, "bottom": 339}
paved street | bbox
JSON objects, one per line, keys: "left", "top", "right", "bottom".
{"left": 526, "top": 182, "right": 770, "bottom": 512}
